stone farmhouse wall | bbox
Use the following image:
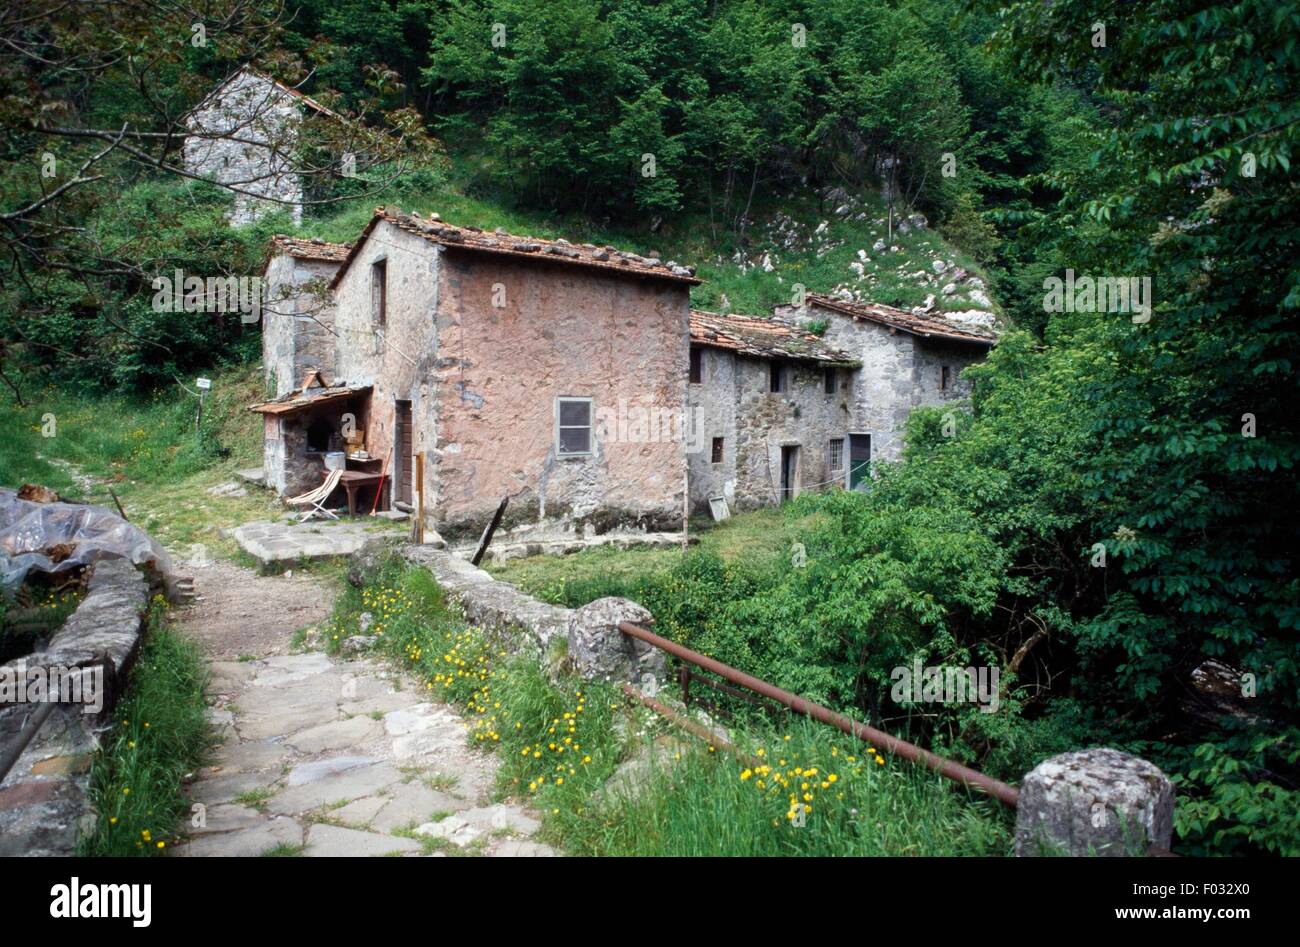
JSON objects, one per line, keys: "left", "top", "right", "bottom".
{"left": 330, "top": 218, "right": 691, "bottom": 540}
{"left": 687, "top": 347, "right": 738, "bottom": 511}
{"left": 263, "top": 254, "right": 341, "bottom": 397}
{"left": 332, "top": 220, "right": 442, "bottom": 502}
{"left": 431, "top": 249, "right": 690, "bottom": 539}
{"left": 781, "top": 304, "right": 987, "bottom": 463}
{"left": 690, "top": 350, "right": 854, "bottom": 513}
{"left": 183, "top": 69, "right": 304, "bottom": 227}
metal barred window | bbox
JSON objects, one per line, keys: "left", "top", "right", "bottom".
{"left": 829, "top": 437, "right": 844, "bottom": 473}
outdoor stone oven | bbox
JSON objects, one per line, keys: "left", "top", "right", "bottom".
{"left": 251, "top": 371, "right": 371, "bottom": 498}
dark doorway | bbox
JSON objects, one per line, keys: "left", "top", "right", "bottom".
{"left": 849, "top": 434, "right": 871, "bottom": 490}
{"left": 395, "top": 399, "right": 413, "bottom": 504}
{"left": 780, "top": 445, "right": 799, "bottom": 502}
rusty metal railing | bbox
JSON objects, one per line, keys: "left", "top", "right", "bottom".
{"left": 618, "top": 621, "right": 1021, "bottom": 809}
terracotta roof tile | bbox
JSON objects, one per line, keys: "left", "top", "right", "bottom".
{"left": 690, "top": 310, "right": 858, "bottom": 366}
{"left": 249, "top": 383, "right": 370, "bottom": 416}
{"left": 805, "top": 293, "right": 996, "bottom": 346}
{"left": 268, "top": 235, "right": 352, "bottom": 263}
{"left": 331, "top": 207, "right": 701, "bottom": 288}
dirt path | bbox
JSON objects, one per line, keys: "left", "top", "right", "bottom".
{"left": 170, "top": 558, "right": 552, "bottom": 857}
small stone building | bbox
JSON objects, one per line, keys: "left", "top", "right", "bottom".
{"left": 259, "top": 206, "right": 701, "bottom": 540}
{"left": 183, "top": 66, "right": 336, "bottom": 226}
{"left": 251, "top": 371, "right": 371, "bottom": 497}
{"left": 261, "top": 236, "right": 351, "bottom": 397}
{"left": 775, "top": 293, "right": 996, "bottom": 464}
{"left": 687, "top": 310, "right": 860, "bottom": 514}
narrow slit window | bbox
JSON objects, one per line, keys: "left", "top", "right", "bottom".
{"left": 371, "top": 259, "right": 387, "bottom": 327}
{"left": 557, "top": 397, "right": 593, "bottom": 456}
{"left": 940, "top": 365, "right": 951, "bottom": 391}
{"left": 824, "top": 367, "right": 838, "bottom": 394}
{"left": 711, "top": 437, "right": 724, "bottom": 464}
{"left": 689, "top": 347, "right": 703, "bottom": 384}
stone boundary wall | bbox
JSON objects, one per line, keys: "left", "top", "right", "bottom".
{"left": 402, "top": 546, "right": 571, "bottom": 655}
{"left": 0, "top": 558, "right": 149, "bottom": 855}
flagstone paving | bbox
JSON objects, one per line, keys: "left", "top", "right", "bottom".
{"left": 171, "top": 559, "right": 553, "bottom": 857}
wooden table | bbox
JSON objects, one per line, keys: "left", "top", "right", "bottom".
{"left": 336, "top": 470, "right": 385, "bottom": 517}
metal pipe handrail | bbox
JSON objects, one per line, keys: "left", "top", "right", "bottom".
{"left": 618, "top": 621, "right": 1020, "bottom": 809}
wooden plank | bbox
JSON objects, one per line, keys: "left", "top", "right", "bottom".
{"left": 471, "top": 496, "right": 509, "bottom": 566}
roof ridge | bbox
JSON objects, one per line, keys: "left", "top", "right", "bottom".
{"left": 330, "top": 206, "right": 701, "bottom": 288}
{"left": 804, "top": 292, "right": 996, "bottom": 345}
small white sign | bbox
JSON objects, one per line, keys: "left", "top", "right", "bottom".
{"left": 195, "top": 377, "right": 212, "bottom": 391}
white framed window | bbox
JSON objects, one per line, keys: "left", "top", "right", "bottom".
{"left": 556, "top": 397, "right": 594, "bottom": 456}
{"left": 829, "top": 437, "right": 845, "bottom": 475}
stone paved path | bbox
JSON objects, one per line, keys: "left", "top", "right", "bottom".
{"left": 172, "top": 559, "right": 553, "bottom": 857}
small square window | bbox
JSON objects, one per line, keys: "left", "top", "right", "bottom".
{"left": 557, "top": 397, "right": 593, "bottom": 456}
{"left": 829, "top": 437, "right": 844, "bottom": 473}
{"left": 711, "top": 437, "right": 724, "bottom": 464}
{"left": 689, "top": 348, "right": 703, "bottom": 384}
{"left": 769, "top": 362, "right": 785, "bottom": 393}
{"left": 824, "top": 367, "right": 838, "bottom": 394}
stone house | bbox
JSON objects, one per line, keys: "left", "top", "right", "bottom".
{"left": 254, "top": 207, "right": 700, "bottom": 541}
{"left": 183, "top": 66, "right": 336, "bottom": 227}
{"left": 774, "top": 293, "right": 996, "bottom": 465}
{"left": 261, "top": 236, "right": 351, "bottom": 397}
{"left": 687, "top": 310, "right": 860, "bottom": 514}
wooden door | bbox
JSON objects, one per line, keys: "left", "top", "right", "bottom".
{"left": 395, "top": 399, "right": 413, "bottom": 504}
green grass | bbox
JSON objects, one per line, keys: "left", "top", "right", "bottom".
{"left": 261, "top": 842, "right": 305, "bottom": 857}
{"left": 559, "top": 717, "right": 1012, "bottom": 857}
{"left": 78, "top": 598, "right": 211, "bottom": 856}
{"left": 486, "top": 506, "right": 812, "bottom": 607}
{"left": 0, "top": 364, "right": 291, "bottom": 559}
{"left": 332, "top": 555, "right": 1012, "bottom": 856}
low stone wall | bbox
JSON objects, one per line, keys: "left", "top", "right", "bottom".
{"left": 402, "top": 546, "right": 571, "bottom": 654}
{"left": 0, "top": 558, "right": 149, "bottom": 855}
{"left": 464, "top": 530, "right": 689, "bottom": 567}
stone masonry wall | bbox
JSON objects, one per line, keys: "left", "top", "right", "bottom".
{"left": 912, "top": 338, "right": 983, "bottom": 408}
{"left": 263, "top": 254, "right": 342, "bottom": 397}
{"left": 818, "top": 312, "right": 917, "bottom": 463}
{"left": 731, "top": 355, "right": 854, "bottom": 510}
{"left": 687, "top": 346, "right": 737, "bottom": 513}
{"left": 431, "top": 250, "right": 690, "bottom": 539}
{"left": 183, "top": 70, "right": 304, "bottom": 227}
{"left": 332, "top": 220, "right": 442, "bottom": 507}
{"left": 0, "top": 558, "right": 148, "bottom": 855}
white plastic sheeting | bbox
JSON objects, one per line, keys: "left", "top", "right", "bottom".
{"left": 0, "top": 488, "right": 173, "bottom": 596}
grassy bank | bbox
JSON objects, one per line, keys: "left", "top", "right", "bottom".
{"left": 486, "top": 507, "right": 809, "bottom": 608}
{"left": 0, "top": 365, "right": 286, "bottom": 558}
{"left": 79, "top": 598, "right": 210, "bottom": 856}
{"left": 330, "top": 556, "right": 1012, "bottom": 856}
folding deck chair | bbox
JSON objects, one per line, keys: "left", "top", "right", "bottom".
{"left": 286, "top": 467, "right": 344, "bottom": 522}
